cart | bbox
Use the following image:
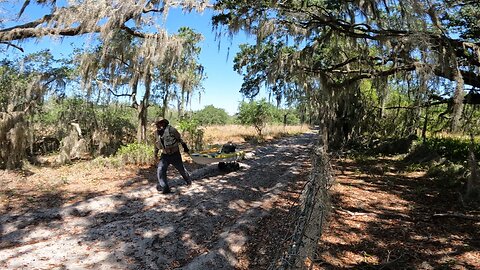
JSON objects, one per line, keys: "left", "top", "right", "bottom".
{"left": 190, "top": 150, "right": 244, "bottom": 171}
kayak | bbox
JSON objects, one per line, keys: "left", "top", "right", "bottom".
{"left": 190, "top": 151, "right": 245, "bottom": 165}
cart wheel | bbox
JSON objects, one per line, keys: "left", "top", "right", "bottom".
{"left": 218, "top": 162, "right": 226, "bottom": 171}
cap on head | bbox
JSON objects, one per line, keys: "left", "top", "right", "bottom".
{"left": 156, "top": 119, "right": 169, "bottom": 127}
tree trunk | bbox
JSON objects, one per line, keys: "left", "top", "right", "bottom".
{"left": 136, "top": 71, "right": 151, "bottom": 143}
{"left": 451, "top": 67, "right": 465, "bottom": 133}
{"left": 178, "top": 89, "right": 185, "bottom": 120}
{"left": 467, "top": 134, "right": 479, "bottom": 200}
{"left": 161, "top": 84, "right": 170, "bottom": 118}
{"left": 186, "top": 91, "right": 191, "bottom": 112}
{"left": 392, "top": 94, "right": 402, "bottom": 136}
{"left": 422, "top": 106, "right": 429, "bottom": 143}
{"left": 376, "top": 76, "right": 388, "bottom": 119}
{"left": 136, "top": 103, "right": 147, "bottom": 143}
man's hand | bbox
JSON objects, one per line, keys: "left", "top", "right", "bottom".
{"left": 181, "top": 142, "right": 190, "bottom": 154}
{"left": 153, "top": 148, "right": 159, "bottom": 165}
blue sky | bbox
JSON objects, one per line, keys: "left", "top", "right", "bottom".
{"left": 162, "top": 8, "right": 255, "bottom": 115}
{"left": 1, "top": 4, "right": 257, "bottom": 115}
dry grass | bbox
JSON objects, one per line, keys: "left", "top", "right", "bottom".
{"left": 0, "top": 124, "right": 313, "bottom": 213}
{"left": 202, "top": 124, "right": 312, "bottom": 145}
{"left": 427, "top": 132, "right": 480, "bottom": 141}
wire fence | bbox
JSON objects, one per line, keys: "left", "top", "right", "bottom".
{"left": 270, "top": 141, "right": 335, "bottom": 270}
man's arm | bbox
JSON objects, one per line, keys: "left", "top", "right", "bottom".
{"left": 172, "top": 127, "right": 189, "bottom": 153}
{"left": 171, "top": 127, "right": 183, "bottom": 143}
{"left": 154, "top": 130, "right": 160, "bottom": 162}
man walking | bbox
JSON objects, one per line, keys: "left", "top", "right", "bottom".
{"left": 154, "top": 119, "right": 191, "bottom": 194}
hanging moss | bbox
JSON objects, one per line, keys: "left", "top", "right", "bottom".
{"left": 0, "top": 111, "right": 29, "bottom": 169}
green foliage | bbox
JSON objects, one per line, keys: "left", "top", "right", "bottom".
{"left": 444, "top": 1, "right": 480, "bottom": 40}
{"left": 192, "top": 105, "right": 230, "bottom": 125}
{"left": 116, "top": 143, "right": 154, "bottom": 165}
{"left": 270, "top": 107, "right": 301, "bottom": 125}
{"left": 1, "top": 52, "right": 71, "bottom": 113}
{"left": 92, "top": 142, "right": 154, "bottom": 168}
{"left": 0, "top": 62, "right": 30, "bottom": 111}
{"left": 91, "top": 156, "right": 122, "bottom": 168}
{"left": 359, "top": 79, "right": 378, "bottom": 105}
{"left": 424, "top": 137, "right": 480, "bottom": 162}
{"left": 236, "top": 99, "right": 301, "bottom": 132}
{"left": 37, "top": 98, "right": 94, "bottom": 131}
{"left": 0, "top": 52, "right": 73, "bottom": 169}
{"left": 233, "top": 42, "right": 297, "bottom": 102}
{"left": 95, "top": 105, "right": 136, "bottom": 142}
{"left": 36, "top": 98, "right": 136, "bottom": 140}
{"left": 178, "top": 118, "right": 204, "bottom": 151}
{"left": 237, "top": 99, "right": 272, "bottom": 136}
{"left": 33, "top": 98, "right": 137, "bottom": 158}
{"left": 405, "top": 136, "right": 480, "bottom": 193}
{"left": 426, "top": 162, "right": 466, "bottom": 189}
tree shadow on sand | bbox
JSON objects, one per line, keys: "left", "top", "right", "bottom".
{"left": 0, "top": 132, "right": 317, "bottom": 269}
{"left": 316, "top": 157, "right": 479, "bottom": 269}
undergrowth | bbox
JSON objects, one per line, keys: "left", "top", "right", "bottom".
{"left": 423, "top": 137, "right": 480, "bottom": 162}
{"left": 406, "top": 137, "right": 478, "bottom": 197}
{"left": 116, "top": 143, "right": 154, "bottom": 165}
{"left": 348, "top": 136, "right": 479, "bottom": 201}
{"left": 92, "top": 143, "right": 154, "bottom": 167}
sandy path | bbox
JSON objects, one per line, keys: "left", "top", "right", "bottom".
{"left": 0, "top": 132, "right": 316, "bottom": 270}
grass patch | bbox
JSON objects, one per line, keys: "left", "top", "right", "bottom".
{"left": 91, "top": 143, "right": 154, "bottom": 167}
{"left": 202, "top": 124, "right": 311, "bottom": 145}
{"left": 350, "top": 153, "right": 379, "bottom": 164}
{"left": 116, "top": 143, "right": 154, "bottom": 166}
{"left": 91, "top": 156, "right": 123, "bottom": 168}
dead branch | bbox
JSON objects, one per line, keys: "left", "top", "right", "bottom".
{"left": 335, "top": 208, "right": 374, "bottom": 216}
{"left": 432, "top": 213, "right": 480, "bottom": 221}
{"left": 335, "top": 207, "right": 412, "bottom": 220}
{"left": 0, "top": 41, "right": 24, "bottom": 52}
{"left": 107, "top": 88, "right": 132, "bottom": 98}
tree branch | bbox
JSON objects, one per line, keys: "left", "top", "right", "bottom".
{"left": 108, "top": 88, "right": 133, "bottom": 98}
{"left": 120, "top": 25, "right": 147, "bottom": 39}
{"left": 0, "top": 23, "right": 100, "bottom": 42}
{"left": 1, "top": 1, "right": 211, "bottom": 43}
{"left": 0, "top": 41, "right": 24, "bottom": 52}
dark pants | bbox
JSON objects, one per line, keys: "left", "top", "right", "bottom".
{"left": 157, "top": 151, "right": 190, "bottom": 190}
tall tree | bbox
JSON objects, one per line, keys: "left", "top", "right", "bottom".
{"left": 74, "top": 27, "right": 204, "bottom": 142}
{"left": 213, "top": 0, "right": 480, "bottom": 141}
{"left": 174, "top": 27, "right": 205, "bottom": 119}
{"left": 1, "top": 1, "right": 211, "bottom": 147}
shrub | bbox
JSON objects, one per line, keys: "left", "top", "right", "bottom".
{"left": 178, "top": 118, "right": 204, "bottom": 151}
{"left": 116, "top": 143, "right": 154, "bottom": 165}
{"left": 192, "top": 105, "right": 230, "bottom": 125}
{"left": 426, "top": 161, "right": 467, "bottom": 189}
{"left": 91, "top": 156, "right": 122, "bottom": 168}
{"left": 237, "top": 99, "right": 272, "bottom": 136}
{"left": 424, "top": 137, "right": 480, "bottom": 162}
{"left": 270, "top": 108, "right": 301, "bottom": 125}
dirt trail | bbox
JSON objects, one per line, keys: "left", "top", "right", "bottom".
{"left": 0, "top": 132, "right": 316, "bottom": 270}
